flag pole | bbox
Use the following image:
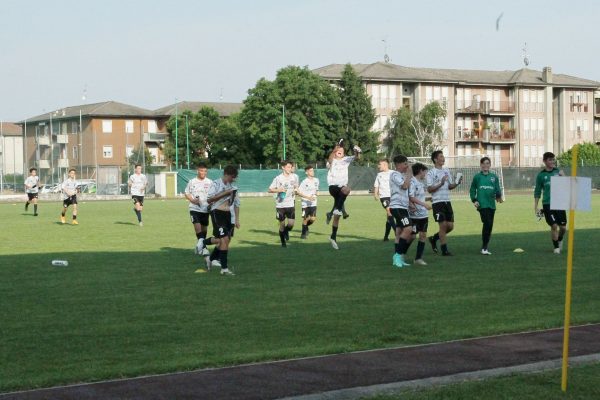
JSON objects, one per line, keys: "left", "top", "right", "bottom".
{"left": 282, "top": 104, "right": 286, "bottom": 160}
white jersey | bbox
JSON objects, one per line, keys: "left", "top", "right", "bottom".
{"left": 389, "top": 171, "right": 409, "bottom": 209}
{"left": 269, "top": 173, "right": 298, "bottom": 208}
{"left": 327, "top": 156, "right": 355, "bottom": 187}
{"left": 298, "top": 177, "right": 319, "bottom": 207}
{"left": 129, "top": 173, "right": 148, "bottom": 196}
{"left": 61, "top": 178, "right": 78, "bottom": 200}
{"left": 373, "top": 170, "right": 392, "bottom": 199}
{"left": 24, "top": 176, "right": 40, "bottom": 194}
{"left": 208, "top": 178, "right": 239, "bottom": 211}
{"left": 409, "top": 177, "right": 428, "bottom": 219}
{"left": 185, "top": 177, "right": 213, "bottom": 213}
{"left": 426, "top": 167, "right": 454, "bottom": 204}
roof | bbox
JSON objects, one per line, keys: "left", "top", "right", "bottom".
{"left": 313, "top": 62, "right": 600, "bottom": 88}
{"left": 1, "top": 122, "right": 22, "bottom": 136}
{"left": 154, "top": 101, "right": 243, "bottom": 117}
{"left": 23, "top": 101, "right": 156, "bottom": 123}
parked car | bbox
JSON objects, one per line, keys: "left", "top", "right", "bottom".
{"left": 40, "top": 184, "right": 61, "bottom": 194}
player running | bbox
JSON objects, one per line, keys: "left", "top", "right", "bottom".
{"left": 426, "top": 150, "right": 462, "bottom": 256}
{"left": 60, "top": 168, "right": 79, "bottom": 225}
{"left": 185, "top": 163, "right": 213, "bottom": 263}
{"left": 534, "top": 152, "right": 566, "bottom": 254}
{"left": 268, "top": 160, "right": 299, "bottom": 247}
{"left": 373, "top": 159, "right": 395, "bottom": 241}
{"left": 470, "top": 157, "right": 503, "bottom": 255}
{"left": 297, "top": 165, "right": 320, "bottom": 239}
{"left": 129, "top": 164, "right": 148, "bottom": 226}
{"left": 24, "top": 167, "right": 40, "bottom": 216}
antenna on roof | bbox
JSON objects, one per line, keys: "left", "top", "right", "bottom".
{"left": 382, "top": 38, "right": 390, "bottom": 63}
{"left": 82, "top": 84, "right": 88, "bottom": 104}
{"left": 522, "top": 42, "right": 530, "bottom": 67}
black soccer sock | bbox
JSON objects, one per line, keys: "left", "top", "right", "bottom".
{"left": 135, "top": 209, "right": 142, "bottom": 222}
{"left": 25, "top": 201, "right": 29, "bottom": 210}
{"left": 301, "top": 225, "right": 308, "bottom": 235}
{"left": 405, "top": 239, "right": 414, "bottom": 252}
{"left": 331, "top": 226, "right": 338, "bottom": 240}
{"left": 285, "top": 224, "right": 293, "bottom": 232}
{"left": 558, "top": 232, "right": 564, "bottom": 242}
{"left": 398, "top": 238, "right": 408, "bottom": 255}
{"left": 416, "top": 241, "right": 425, "bottom": 259}
{"left": 553, "top": 240, "right": 559, "bottom": 249}
{"left": 219, "top": 250, "right": 228, "bottom": 269}
{"left": 387, "top": 215, "right": 396, "bottom": 229}
{"left": 307, "top": 219, "right": 314, "bottom": 226}
{"left": 279, "top": 230, "right": 286, "bottom": 245}
{"left": 72, "top": 215, "right": 77, "bottom": 220}
{"left": 384, "top": 222, "right": 392, "bottom": 239}
{"left": 196, "top": 232, "right": 203, "bottom": 240}
{"left": 199, "top": 231, "right": 206, "bottom": 239}
{"left": 34, "top": 204, "right": 38, "bottom": 214}
{"left": 210, "top": 247, "right": 220, "bottom": 261}
{"left": 433, "top": 233, "right": 440, "bottom": 242}
{"left": 441, "top": 244, "right": 448, "bottom": 254}
{"left": 394, "top": 242, "right": 401, "bottom": 254}
{"left": 61, "top": 210, "right": 66, "bottom": 217}
{"left": 204, "top": 237, "right": 214, "bottom": 248}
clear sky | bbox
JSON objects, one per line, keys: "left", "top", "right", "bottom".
{"left": 1, "top": 0, "right": 598, "bottom": 121}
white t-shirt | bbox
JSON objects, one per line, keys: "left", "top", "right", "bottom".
{"left": 373, "top": 170, "right": 392, "bottom": 199}
{"left": 409, "top": 177, "right": 428, "bottom": 219}
{"left": 327, "top": 156, "right": 355, "bottom": 187}
{"left": 129, "top": 173, "right": 148, "bottom": 196}
{"left": 208, "top": 178, "right": 238, "bottom": 211}
{"left": 426, "top": 167, "right": 454, "bottom": 204}
{"left": 269, "top": 173, "right": 298, "bottom": 208}
{"left": 298, "top": 177, "right": 319, "bottom": 207}
{"left": 24, "top": 176, "right": 40, "bottom": 193}
{"left": 389, "top": 171, "right": 410, "bottom": 209}
{"left": 185, "top": 177, "right": 213, "bottom": 213}
{"left": 61, "top": 178, "right": 78, "bottom": 200}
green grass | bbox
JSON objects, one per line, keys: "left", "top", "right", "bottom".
{"left": 1, "top": 194, "right": 599, "bottom": 392}
{"left": 364, "top": 362, "right": 600, "bottom": 400}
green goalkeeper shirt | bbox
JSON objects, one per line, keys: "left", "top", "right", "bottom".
{"left": 534, "top": 168, "right": 560, "bottom": 205}
{"left": 470, "top": 171, "right": 502, "bottom": 209}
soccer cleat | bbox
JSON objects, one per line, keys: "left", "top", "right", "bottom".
{"left": 481, "top": 249, "right": 492, "bottom": 255}
{"left": 72, "top": 220, "right": 79, "bottom": 225}
{"left": 428, "top": 236, "right": 438, "bottom": 253}
{"left": 60, "top": 216, "right": 66, "bottom": 224}
{"left": 392, "top": 253, "right": 403, "bottom": 268}
{"left": 400, "top": 255, "right": 411, "bottom": 267}
{"left": 220, "top": 268, "right": 235, "bottom": 276}
{"left": 343, "top": 211, "right": 350, "bottom": 219}
{"left": 211, "top": 259, "right": 222, "bottom": 268}
{"left": 300, "top": 234, "right": 307, "bottom": 239}
{"left": 553, "top": 248, "right": 561, "bottom": 254}
{"left": 195, "top": 238, "right": 206, "bottom": 255}
{"left": 139, "top": 221, "right": 143, "bottom": 227}
{"left": 325, "top": 212, "right": 333, "bottom": 225}
{"left": 281, "top": 241, "right": 287, "bottom": 248}
{"left": 329, "top": 238, "right": 339, "bottom": 250}
{"left": 204, "top": 256, "right": 211, "bottom": 271}
{"left": 442, "top": 251, "right": 453, "bottom": 256}
{"left": 25, "top": 203, "right": 29, "bottom": 211}
{"left": 34, "top": 213, "right": 38, "bottom": 217}
{"left": 414, "top": 259, "right": 428, "bottom": 266}
{"left": 383, "top": 237, "right": 389, "bottom": 242}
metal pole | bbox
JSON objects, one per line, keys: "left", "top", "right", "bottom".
{"left": 185, "top": 114, "right": 190, "bottom": 168}
{"left": 23, "top": 119, "right": 27, "bottom": 175}
{"left": 50, "top": 113, "right": 54, "bottom": 184}
{"left": 175, "top": 100, "right": 179, "bottom": 169}
{"left": 0, "top": 120, "right": 3, "bottom": 193}
{"left": 79, "top": 110, "right": 83, "bottom": 177}
{"left": 282, "top": 104, "right": 286, "bottom": 160}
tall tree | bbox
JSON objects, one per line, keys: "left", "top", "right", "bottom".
{"left": 557, "top": 142, "right": 600, "bottom": 166}
{"left": 384, "top": 106, "right": 419, "bottom": 158}
{"left": 337, "top": 64, "right": 378, "bottom": 164}
{"left": 240, "top": 66, "right": 343, "bottom": 165}
{"left": 210, "top": 113, "right": 258, "bottom": 166}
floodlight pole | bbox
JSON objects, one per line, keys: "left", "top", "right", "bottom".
{"left": 175, "top": 100, "right": 179, "bottom": 170}
{"left": 185, "top": 114, "right": 190, "bottom": 169}
{"left": 282, "top": 104, "right": 286, "bottom": 160}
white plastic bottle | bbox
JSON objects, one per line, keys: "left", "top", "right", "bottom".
{"left": 51, "top": 260, "right": 69, "bottom": 266}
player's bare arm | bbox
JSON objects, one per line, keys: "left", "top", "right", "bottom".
{"left": 207, "top": 189, "right": 235, "bottom": 204}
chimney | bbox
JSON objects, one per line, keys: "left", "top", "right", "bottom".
{"left": 542, "top": 66, "right": 553, "bottom": 84}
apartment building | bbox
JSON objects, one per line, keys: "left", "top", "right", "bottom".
{"left": 314, "top": 62, "right": 600, "bottom": 167}
{"left": 0, "top": 122, "right": 24, "bottom": 176}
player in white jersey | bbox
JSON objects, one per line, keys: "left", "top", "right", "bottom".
{"left": 373, "top": 159, "right": 395, "bottom": 241}
{"left": 326, "top": 141, "right": 361, "bottom": 249}
{"left": 185, "top": 163, "right": 213, "bottom": 263}
{"left": 389, "top": 155, "right": 413, "bottom": 267}
{"left": 297, "top": 165, "right": 320, "bottom": 239}
{"left": 268, "top": 160, "right": 299, "bottom": 247}
{"left": 129, "top": 164, "right": 148, "bottom": 226}
{"left": 60, "top": 168, "right": 79, "bottom": 225}
{"left": 426, "top": 150, "right": 462, "bottom": 256}
{"left": 24, "top": 167, "right": 40, "bottom": 216}
{"left": 408, "top": 163, "right": 432, "bottom": 265}
{"left": 196, "top": 165, "right": 240, "bottom": 276}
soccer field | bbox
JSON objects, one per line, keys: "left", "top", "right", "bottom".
{"left": 1, "top": 194, "right": 599, "bottom": 391}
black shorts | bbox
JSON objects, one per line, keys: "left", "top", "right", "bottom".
{"left": 211, "top": 209, "right": 233, "bottom": 238}
{"left": 302, "top": 206, "right": 317, "bottom": 218}
{"left": 542, "top": 204, "right": 567, "bottom": 227}
{"left": 190, "top": 211, "right": 210, "bottom": 226}
{"left": 411, "top": 217, "right": 429, "bottom": 234}
{"left": 276, "top": 207, "right": 295, "bottom": 221}
{"left": 432, "top": 202, "right": 454, "bottom": 223}
{"left": 63, "top": 195, "right": 77, "bottom": 208}
{"left": 380, "top": 197, "right": 390, "bottom": 209}
{"left": 390, "top": 208, "right": 412, "bottom": 229}
{"left": 132, "top": 195, "right": 144, "bottom": 206}
{"left": 27, "top": 193, "right": 38, "bottom": 201}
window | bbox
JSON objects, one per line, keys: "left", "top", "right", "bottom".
{"left": 538, "top": 119, "right": 544, "bottom": 140}
{"left": 569, "top": 119, "right": 574, "bottom": 132}
{"left": 125, "top": 120, "right": 134, "bottom": 134}
{"left": 441, "top": 87, "right": 448, "bottom": 109}
{"left": 102, "top": 120, "right": 112, "bottom": 133}
{"left": 425, "top": 86, "right": 433, "bottom": 104}
{"left": 389, "top": 85, "right": 397, "bottom": 109}
{"left": 583, "top": 119, "right": 589, "bottom": 132}
{"left": 524, "top": 118, "right": 530, "bottom": 139}
{"left": 380, "top": 85, "right": 388, "bottom": 109}
{"left": 538, "top": 145, "right": 544, "bottom": 160}
{"left": 456, "top": 88, "right": 464, "bottom": 109}
{"left": 147, "top": 120, "right": 157, "bottom": 134}
{"left": 457, "top": 144, "right": 464, "bottom": 156}
{"left": 537, "top": 90, "right": 544, "bottom": 111}
{"left": 433, "top": 86, "right": 441, "bottom": 101}
{"left": 371, "top": 84, "right": 379, "bottom": 109}
{"left": 531, "top": 119, "right": 537, "bottom": 140}
{"left": 71, "top": 121, "right": 79, "bottom": 134}
{"left": 524, "top": 145, "right": 530, "bottom": 166}
{"left": 126, "top": 145, "right": 134, "bottom": 158}
{"left": 523, "top": 90, "right": 529, "bottom": 111}
{"left": 72, "top": 145, "right": 78, "bottom": 159}
{"left": 103, "top": 145, "right": 113, "bottom": 158}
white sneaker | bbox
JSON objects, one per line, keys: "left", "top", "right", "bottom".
{"left": 195, "top": 238, "right": 209, "bottom": 256}
{"left": 139, "top": 221, "right": 143, "bottom": 227}
{"left": 332, "top": 209, "right": 343, "bottom": 216}
{"left": 329, "top": 238, "right": 339, "bottom": 250}
{"left": 414, "top": 259, "right": 427, "bottom": 266}
{"left": 481, "top": 249, "right": 492, "bottom": 255}
{"left": 553, "top": 248, "right": 561, "bottom": 254}
{"left": 211, "top": 259, "right": 222, "bottom": 268}
{"left": 558, "top": 240, "right": 563, "bottom": 251}
{"left": 220, "top": 268, "right": 235, "bottom": 276}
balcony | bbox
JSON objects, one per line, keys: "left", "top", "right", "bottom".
{"left": 38, "top": 160, "right": 50, "bottom": 169}
{"left": 56, "top": 134, "right": 69, "bottom": 144}
{"left": 488, "top": 129, "right": 517, "bottom": 143}
{"left": 143, "top": 132, "right": 168, "bottom": 143}
{"left": 455, "top": 100, "right": 515, "bottom": 115}
{"left": 38, "top": 136, "right": 50, "bottom": 146}
{"left": 57, "top": 158, "right": 69, "bottom": 168}
{"left": 595, "top": 102, "right": 600, "bottom": 116}
{"left": 456, "top": 128, "right": 516, "bottom": 143}
{"left": 455, "top": 129, "right": 482, "bottom": 142}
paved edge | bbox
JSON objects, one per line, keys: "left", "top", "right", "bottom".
{"left": 283, "top": 353, "right": 600, "bottom": 400}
